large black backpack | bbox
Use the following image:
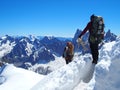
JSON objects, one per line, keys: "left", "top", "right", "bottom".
{"left": 89, "top": 15, "right": 104, "bottom": 44}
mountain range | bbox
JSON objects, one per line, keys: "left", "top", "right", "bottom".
{"left": 0, "top": 29, "right": 117, "bottom": 70}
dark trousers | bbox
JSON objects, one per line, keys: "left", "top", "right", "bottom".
{"left": 90, "top": 42, "right": 99, "bottom": 64}
{"left": 65, "top": 59, "right": 72, "bottom": 64}
{"left": 65, "top": 55, "right": 73, "bottom": 64}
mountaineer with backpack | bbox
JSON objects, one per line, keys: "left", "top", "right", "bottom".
{"left": 78, "top": 14, "right": 104, "bottom": 64}
{"left": 62, "top": 42, "right": 74, "bottom": 64}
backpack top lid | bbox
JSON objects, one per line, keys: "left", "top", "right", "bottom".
{"left": 93, "top": 16, "right": 103, "bottom": 23}
{"left": 90, "top": 14, "right": 103, "bottom": 22}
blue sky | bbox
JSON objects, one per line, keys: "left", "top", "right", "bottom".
{"left": 0, "top": 0, "right": 120, "bottom": 37}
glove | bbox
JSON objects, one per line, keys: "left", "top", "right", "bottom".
{"left": 76, "top": 38, "right": 82, "bottom": 43}
{"left": 77, "top": 38, "right": 88, "bottom": 51}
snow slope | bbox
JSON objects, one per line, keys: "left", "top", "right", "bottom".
{"left": 28, "top": 56, "right": 65, "bottom": 75}
{"left": 31, "top": 53, "right": 95, "bottom": 90}
{"left": 0, "top": 64, "right": 44, "bottom": 90}
{"left": 93, "top": 37, "right": 120, "bottom": 90}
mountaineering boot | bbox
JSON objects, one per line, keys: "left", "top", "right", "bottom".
{"left": 92, "top": 60, "right": 97, "bottom": 64}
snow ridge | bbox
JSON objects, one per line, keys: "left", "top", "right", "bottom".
{"left": 31, "top": 54, "right": 95, "bottom": 90}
